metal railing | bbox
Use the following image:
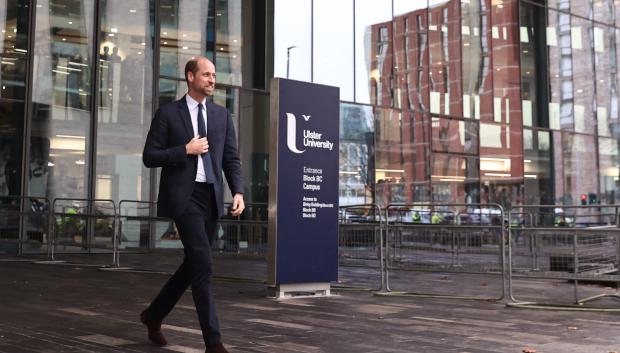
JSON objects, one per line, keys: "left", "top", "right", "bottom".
{"left": 508, "top": 205, "right": 620, "bottom": 307}
{"left": 0, "top": 196, "right": 51, "bottom": 256}
{"left": 5, "top": 195, "right": 620, "bottom": 309}
{"left": 117, "top": 200, "right": 175, "bottom": 266}
{"left": 338, "top": 204, "right": 385, "bottom": 291}
{"left": 50, "top": 198, "right": 116, "bottom": 265}
{"left": 216, "top": 202, "right": 268, "bottom": 257}
{"left": 380, "top": 203, "right": 506, "bottom": 301}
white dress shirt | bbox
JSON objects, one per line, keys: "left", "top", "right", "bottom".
{"left": 186, "top": 94, "right": 208, "bottom": 182}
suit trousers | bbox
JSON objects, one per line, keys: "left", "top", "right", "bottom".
{"left": 146, "top": 182, "right": 221, "bottom": 346}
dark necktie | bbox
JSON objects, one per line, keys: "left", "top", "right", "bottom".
{"left": 197, "top": 103, "right": 217, "bottom": 184}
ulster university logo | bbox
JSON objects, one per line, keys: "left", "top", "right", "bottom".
{"left": 285, "top": 113, "right": 308, "bottom": 154}
{"left": 285, "top": 113, "right": 334, "bottom": 154}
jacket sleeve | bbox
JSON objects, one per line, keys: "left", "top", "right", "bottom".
{"left": 143, "top": 108, "right": 188, "bottom": 168}
{"left": 221, "top": 110, "right": 244, "bottom": 195}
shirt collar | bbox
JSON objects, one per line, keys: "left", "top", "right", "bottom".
{"left": 186, "top": 94, "right": 207, "bottom": 111}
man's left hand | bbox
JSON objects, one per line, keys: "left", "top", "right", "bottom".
{"left": 230, "top": 193, "right": 245, "bottom": 217}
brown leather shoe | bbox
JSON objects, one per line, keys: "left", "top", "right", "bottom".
{"left": 205, "top": 342, "right": 229, "bottom": 353}
{"left": 140, "top": 310, "right": 167, "bottom": 346}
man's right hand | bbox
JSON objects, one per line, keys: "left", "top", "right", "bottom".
{"left": 186, "top": 136, "right": 209, "bottom": 155}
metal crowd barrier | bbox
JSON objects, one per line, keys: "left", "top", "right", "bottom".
{"left": 508, "top": 205, "right": 620, "bottom": 308}
{"left": 338, "top": 204, "right": 383, "bottom": 267}
{"left": 217, "top": 202, "right": 268, "bottom": 258}
{"left": 379, "top": 203, "right": 506, "bottom": 301}
{"left": 117, "top": 200, "right": 175, "bottom": 266}
{"left": 338, "top": 204, "right": 385, "bottom": 291}
{"left": 0, "top": 196, "right": 51, "bottom": 256}
{"left": 50, "top": 198, "right": 116, "bottom": 266}
{"left": 7, "top": 194, "right": 620, "bottom": 309}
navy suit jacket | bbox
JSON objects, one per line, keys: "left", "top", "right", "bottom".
{"left": 143, "top": 95, "right": 243, "bottom": 219}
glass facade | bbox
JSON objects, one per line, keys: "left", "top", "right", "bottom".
{"left": 275, "top": 0, "right": 620, "bottom": 210}
{"left": 3, "top": 0, "right": 620, "bottom": 251}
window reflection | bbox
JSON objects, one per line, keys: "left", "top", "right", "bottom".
{"left": 95, "top": 0, "right": 154, "bottom": 202}
{"left": 313, "top": 0, "right": 354, "bottom": 101}
{"left": 428, "top": 0, "right": 462, "bottom": 118}
{"left": 462, "top": 0, "right": 492, "bottom": 121}
{"left": 375, "top": 108, "right": 430, "bottom": 206}
{"left": 559, "top": 132, "right": 597, "bottom": 206}
{"left": 572, "top": 17, "right": 596, "bottom": 134}
{"left": 238, "top": 90, "right": 268, "bottom": 216}
{"left": 598, "top": 137, "right": 620, "bottom": 204}
{"left": 273, "top": 0, "right": 311, "bottom": 81}
{"left": 158, "top": 78, "right": 185, "bottom": 106}
{"left": 431, "top": 154, "right": 478, "bottom": 204}
{"left": 356, "top": 0, "right": 391, "bottom": 104}
{"left": 215, "top": 0, "right": 242, "bottom": 86}
{"left": 159, "top": 0, "right": 214, "bottom": 79}
{"left": 29, "top": 0, "right": 94, "bottom": 200}
{"left": 523, "top": 128, "right": 552, "bottom": 205}
{"left": 340, "top": 103, "right": 374, "bottom": 205}
{"left": 0, "top": 100, "right": 24, "bottom": 196}
{"left": 431, "top": 116, "right": 478, "bottom": 154}
{"left": 0, "top": 0, "right": 28, "bottom": 55}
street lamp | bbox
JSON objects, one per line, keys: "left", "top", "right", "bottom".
{"left": 286, "top": 45, "right": 297, "bottom": 78}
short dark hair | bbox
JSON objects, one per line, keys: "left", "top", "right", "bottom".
{"left": 184, "top": 58, "right": 199, "bottom": 83}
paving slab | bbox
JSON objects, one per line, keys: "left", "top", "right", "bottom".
{"left": 0, "top": 254, "right": 619, "bottom": 352}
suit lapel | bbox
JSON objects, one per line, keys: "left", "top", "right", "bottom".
{"left": 178, "top": 96, "right": 194, "bottom": 140}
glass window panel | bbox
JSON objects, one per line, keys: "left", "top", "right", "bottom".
{"left": 462, "top": 0, "right": 493, "bottom": 121}
{"left": 547, "top": 8, "right": 572, "bottom": 131}
{"left": 492, "top": 0, "right": 520, "bottom": 129}
{"left": 523, "top": 128, "right": 533, "bottom": 150}
{"left": 238, "top": 89, "right": 269, "bottom": 213}
{"left": 215, "top": 0, "right": 242, "bottom": 86}
{"left": 375, "top": 108, "right": 430, "bottom": 206}
{"left": 594, "top": 0, "right": 616, "bottom": 25}
{"left": 0, "top": 0, "right": 28, "bottom": 55}
{"left": 29, "top": 0, "right": 95, "bottom": 200}
{"left": 394, "top": 9, "right": 430, "bottom": 111}
{"left": 313, "top": 0, "right": 353, "bottom": 101}
{"left": 538, "top": 130, "right": 550, "bottom": 151}
{"left": 559, "top": 132, "right": 598, "bottom": 206}
{"left": 340, "top": 103, "right": 374, "bottom": 205}
{"left": 158, "top": 78, "right": 185, "bottom": 106}
{"left": 273, "top": 0, "right": 311, "bottom": 81}
{"left": 523, "top": 129, "right": 553, "bottom": 205}
{"left": 572, "top": 16, "right": 596, "bottom": 134}
{"left": 547, "top": 0, "right": 590, "bottom": 20}
{"left": 599, "top": 137, "right": 619, "bottom": 204}
{"left": 0, "top": 55, "right": 26, "bottom": 100}
{"left": 159, "top": 0, "right": 214, "bottom": 79}
{"left": 428, "top": 0, "right": 462, "bottom": 117}
{"left": 355, "top": 0, "right": 391, "bottom": 104}
{"left": 431, "top": 116, "right": 478, "bottom": 154}
{"left": 431, "top": 153, "right": 478, "bottom": 204}
{"left": 213, "top": 86, "right": 239, "bottom": 207}
{"left": 0, "top": 99, "right": 24, "bottom": 196}
{"left": 596, "top": 24, "right": 614, "bottom": 137}
{"left": 520, "top": 1, "right": 544, "bottom": 127}
{"left": 617, "top": 2, "right": 620, "bottom": 28}
{"left": 95, "top": 0, "right": 154, "bottom": 203}
{"left": 613, "top": 28, "right": 620, "bottom": 138}
{"left": 480, "top": 123, "right": 523, "bottom": 209}
{"left": 406, "top": 10, "right": 430, "bottom": 112}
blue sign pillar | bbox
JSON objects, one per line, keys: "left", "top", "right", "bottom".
{"left": 268, "top": 78, "right": 340, "bottom": 298}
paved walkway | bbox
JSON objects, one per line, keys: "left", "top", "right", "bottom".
{"left": 1, "top": 254, "right": 620, "bottom": 352}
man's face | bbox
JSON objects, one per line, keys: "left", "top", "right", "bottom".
{"left": 189, "top": 58, "right": 216, "bottom": 97}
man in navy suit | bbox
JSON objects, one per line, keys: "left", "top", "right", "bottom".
{"left": 140, "top": 57, "right": 244, "bottom": 353}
